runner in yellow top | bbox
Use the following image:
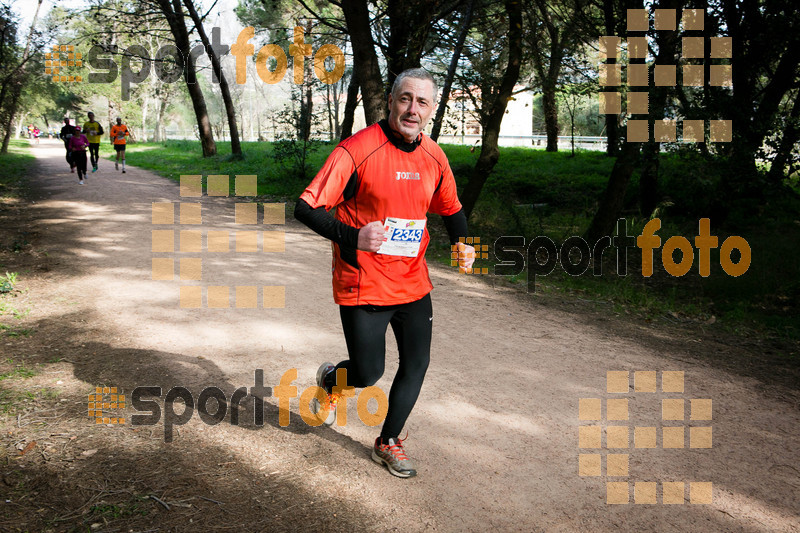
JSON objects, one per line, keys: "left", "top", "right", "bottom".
{"left": 82, "top": 111, "right": 104, "bottom": 173}
{"left": 109, "top": 117, "right": 129, "bottom": 173}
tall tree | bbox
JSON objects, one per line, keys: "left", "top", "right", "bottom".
{"left": 526, "top": 0, "right": 585, "bottom": 152}
{"left": 156, "top": 0, "right": 216, "bottom": 156}
{"left": 638, "top": 0, "right": 681, "bottom": 217}
{"left": 340, "top": 0, "right": 386, "bottom": 125}
{"left": 584, "top": 0, "right": 647, "bottom": 244}
{"left": 459, "top": 0, "right": 524, "bottom": 218}
{"left": 767, "top": 89, "right": 800, "bottom": 182}
{"left": 183, "top": 0, "right": 241, "bottom": 157}
{"left": 1, "top": 0, "right": 42, "bottom": 153}
{"left": 430, "top": 0, "right": 475, "bottom": 141}
{"left": 600, "top": 0, "right": 622, "bottom": 156}
{"left": 719, "top": 0, "right": 800, "bottom": 192}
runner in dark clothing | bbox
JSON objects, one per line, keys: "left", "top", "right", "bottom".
{"left": 59, "top": 117, "right": 77, "bottom": 172}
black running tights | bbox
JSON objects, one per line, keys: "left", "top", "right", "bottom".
{"left": 332, "top": 293, "right": 432, "bottom": 440}
{"left": 89, "top": 143, "right": 100, "bottom": 167}
{"left": 72, "top": 151, "right": 87, "bottom": 178}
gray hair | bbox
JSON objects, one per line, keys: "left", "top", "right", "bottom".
{"left": 391, "top": 68, "right": 438, "bottom": 101}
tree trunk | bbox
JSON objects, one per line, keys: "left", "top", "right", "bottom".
{"left": 300, "top": 20, "right": 314, "bottom": 143}
{"left": 639, "top": 0, "right": 681, "bottom": 217}
{"left": 332, "top": 73, "right": 343, "bottom": 139}
{"left": 154, "top": 97, "right": 165, "bottom": 141}
{"left": 157, "top": 0, "right": 216, "bottom": 157}
{"left": 14, "top": 113, "right": 26, "bottom": 139}
{"left": 584, "top": 1, "right": 648, "bottom": 242}
{"left": 460, "top": 0, "right": 523, "bottom": 218}
{"left": 142, "top": 95, "right": 149, "bottom": 142}
{"left": 768, "top": 90, "right": 800, "bottom": 183}
{"left": 541, "top": 78, "right": 559, "bottom": 152}
{"left": 602, "top": 0, "right": 619, "bottom": 156}
{"left": 0, "top": 0, "right": 41, "bottom": 153}
{"left": 183, "top": 0, "right": 239, "bottom": 157}
{"left": 584, "top": 140, "right": 640, "bottom": 244}
{"left": 326, "top": 83, "right": 334, "bottom": 140}
{"left": 530, "top": 0, "right": 573, "bottom": 153}
{"left": 431, "top": 0, "right": 475, "bottom": 142}
{"left": 340, "top": 68, "right": 360, "bottom": 141}
{"left": 340, "top": 0, "right": 386, "bottom": 125}
{"left": 722, "top": 0, "right": 799, "bottom": 195}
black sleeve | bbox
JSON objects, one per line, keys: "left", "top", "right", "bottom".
{"left": 441, "top": 208, "right": 469, "bottom": 245}
{"left": 98, "top": 124, "right": 104, "bottom": 134}
{"left": 294, "top": 198, "right": 360, "bottom": 248}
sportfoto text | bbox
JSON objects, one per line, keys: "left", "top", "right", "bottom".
{"left": 86, "top": 26, "right": 345, "bottom": 100}
{"left": 131, "top": 369, "right": 387, "bottom": 442}
{"left": 492, "top": 218, "right": 751, "bottom": 292}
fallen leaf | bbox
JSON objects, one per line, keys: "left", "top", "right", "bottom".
{"left": 81, "top": 449, "right": 98, "bottom": 457}
{"left": 20, "top": 441, "right": 36, "bottom": 456}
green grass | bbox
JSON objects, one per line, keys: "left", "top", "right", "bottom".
{"left": 0, "top": 364, "right": 37, "bottom": 381}
{"left": 112, "top": 140, "right": 337, "bottom": 198}
{"left": 108, "top": 139, "right": 800, "bottom": 342}
{"left": 0, "top": 271, "right": 17, "bottom": 293}
{"left": 0, "top": 140, "right": 36, "bottom": 200}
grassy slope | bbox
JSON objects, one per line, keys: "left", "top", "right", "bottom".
{"left": 0, "top": 139, "right": 37, "bottom": 201}
{"left": 116, "top": 140, "right": 799, "bottom": 342}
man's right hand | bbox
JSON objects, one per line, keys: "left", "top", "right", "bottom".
{"left": 358, "top": 221, "right": 386, "bottom": 252}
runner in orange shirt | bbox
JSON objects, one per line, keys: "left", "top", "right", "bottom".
{"left": 295, "top": 68, "right": 475, "bottom": 478}
{"left": 109, "top": 117, "right": 129, "bottom": 173}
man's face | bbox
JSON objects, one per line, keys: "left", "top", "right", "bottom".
{"left": 64, "top": 118, "right": 69, "bottom": 125}
{"left": 387, "top": 77, "right": 436, "bottom": 143}
{"left": 116, "top": 118, "right": 121, "bottom": 125}
{"left": 88, "top": 113, "right": 94, "bottom": 121}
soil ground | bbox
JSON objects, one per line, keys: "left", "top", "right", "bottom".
{"left": 0, "top": 138, "right": 798, "bottom": 532}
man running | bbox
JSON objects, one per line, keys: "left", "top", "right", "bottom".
{"left": 109, "top": 117, "right": 129, "bottom": 173}
{"left": 59, "top": 117, "right": 76, "bottom": 172}
{"left": 83, "top": 111, "right": 104, "bottom": 172}
{"left": 295, "top": 68, "right": 475, "bottom": 478}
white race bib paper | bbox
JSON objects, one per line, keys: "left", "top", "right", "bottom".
{"left": 377, "top": 218, "right": 426, "bottom": 257}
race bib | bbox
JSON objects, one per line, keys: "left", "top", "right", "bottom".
{"left": 377, "top": 218, "right": 426, "bottom": 257}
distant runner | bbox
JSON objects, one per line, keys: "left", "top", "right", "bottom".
{"left": 109, "top": 117, "right": 129, "bottom": 173}
{"left": 59, "top": 117, "right": 76, "bottom": 173}
{"left": 83, "top": 111, "right": 104, "bottom": 173}
{"left": 68, "top": 126, "right": 89, "bottom": 185}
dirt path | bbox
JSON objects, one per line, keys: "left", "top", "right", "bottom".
{"left": 1, "top": 138, "right": 798, "bottom": 532}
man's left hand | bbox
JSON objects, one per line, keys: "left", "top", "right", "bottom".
{"left": 456, "top": 242, "right": 476, "bottom": 272}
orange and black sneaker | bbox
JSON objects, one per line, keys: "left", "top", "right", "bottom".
{"left": 311, "top": 362, "right": 337, "bottom": 426}
{"left": 372, "top": 436, "right": 417, "bottom": 478}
